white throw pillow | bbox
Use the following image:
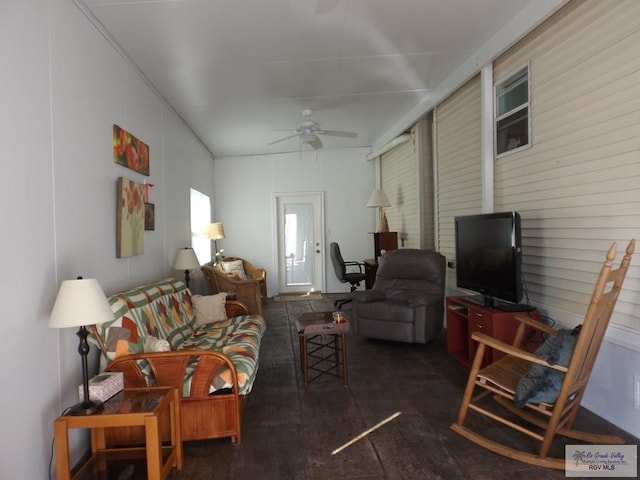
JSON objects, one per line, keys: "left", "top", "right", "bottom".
{"left": 144, "top": 336, "right": 171, "bottom": 353}
{"left": 192, "top": 293, "right": 228, "bottom": 326}
{"left": 221, "top": 259, "right": 247, "bottom": 280}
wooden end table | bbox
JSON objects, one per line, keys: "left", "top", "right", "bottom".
{"left": 54, "top": 386, "right": 182, "bottom": 480}
{"left": 295, "top": 311, "right": 350, "bottom": 390}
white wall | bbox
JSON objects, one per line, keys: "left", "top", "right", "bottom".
{"left": 584, "top": 335, "right": 640, "bottom": 439}
{"left": 213, "top": 148, "right": 376, "bottom": 296}
{"left": 536, "top": 303, "right": 640, "bottom": 439}
{"left": 0, "top": 1, "right": 59, "bottom": 477}
{"left": 0, "top": 1, "right": 215, "bottom": 478}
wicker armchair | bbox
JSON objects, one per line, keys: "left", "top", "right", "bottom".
{"left": 202, "top": 263, "right": 264, "bottom": 315}
{"left": 221, "top": 257, "right": 267, "bottom": 302}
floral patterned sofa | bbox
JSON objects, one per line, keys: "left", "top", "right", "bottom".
{"left": 88, "top": 278, "right": 266, "bottom": 444}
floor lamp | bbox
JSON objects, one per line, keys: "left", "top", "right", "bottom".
{"left": 48, "top": 277, "right": 115, "bottom": 415}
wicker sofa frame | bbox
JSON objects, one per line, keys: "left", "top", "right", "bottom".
{"left": 89, "top": 280, "right": 264, "bottom": 444}
{"left": 106, "top": 347, "right": 243, "bottom": 443}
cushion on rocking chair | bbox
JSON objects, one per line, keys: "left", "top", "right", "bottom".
{"left": 514, "top": 326, "right": 580, "bottom": 407}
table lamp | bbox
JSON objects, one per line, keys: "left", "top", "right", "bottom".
{"left": 173, "top": 247, "right": 201, "bottom": 288}
{"left": 204, "top": 222, "right": 225, "bottom": 263}
{"left": 366, "top": 187, "right": 391, "bottom": 232}
{"left": 48, "top": 277, "right": 114, "bottom": 415}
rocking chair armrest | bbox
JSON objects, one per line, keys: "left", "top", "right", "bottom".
{"left": 471, "top": 332, "right": 569, "bottom": 373}
{"left": 514, "top": 314, "right": 557, "bottom": 337}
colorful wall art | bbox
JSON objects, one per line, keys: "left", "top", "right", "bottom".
{"left": 117, "top": 177, "right": 145, "bottom": 257}
{"left": 113, "top": 124, "right": 150, "bottom": 176}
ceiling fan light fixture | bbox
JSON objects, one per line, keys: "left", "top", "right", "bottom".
{"left": 300, "top": 133, "right": 317, "bottom": 144}
{"left": 268, "top": 110, "right": 356, "bottom": 149}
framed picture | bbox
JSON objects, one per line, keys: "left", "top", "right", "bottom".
{"left": 116, "top": 177, "right": 145, "bottom": 258}
{"left": 113, "top": 124, "right": 150, "bottom": 176}
{"left": 144, "top": 203, "right": 155, "bottom": 231}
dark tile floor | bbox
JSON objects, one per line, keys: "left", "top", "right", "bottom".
{"left": 169, "top": 296, "right": 638, "bottom": 480}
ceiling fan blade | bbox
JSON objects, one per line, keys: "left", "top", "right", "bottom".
{"left": 268, "top": 134, "right": 299, "bottom": 145}
{"left": 318, "top": 130, "right": 357, "bottom": 138}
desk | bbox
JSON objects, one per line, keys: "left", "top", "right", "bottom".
{"left": 54, "top": 387, "right": 182, "bottom": 480}
{"left": 364, "top": 259, "right": 378, "bottom": 289}
{"left": 295, "top": 311, "right": 349, "bottom": 390}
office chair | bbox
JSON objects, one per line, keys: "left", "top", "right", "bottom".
{"left": 330, "top": 242, "right": 366, "bottom": 309}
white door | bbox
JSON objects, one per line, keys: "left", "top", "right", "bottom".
{"left": 276, "top": 193, "right": 324, "bottom": 294}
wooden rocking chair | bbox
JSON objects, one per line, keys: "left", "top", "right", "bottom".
{"left": 451, "top": 240, "right": 635, "bottom": 470}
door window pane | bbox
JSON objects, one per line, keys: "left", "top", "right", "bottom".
{"left": 284, "top": 203, "right": 313, "bottom": 286}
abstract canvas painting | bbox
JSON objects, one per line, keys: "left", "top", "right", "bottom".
{"left": 113, "top": 124, "right": 150, "bottom": 176}
{"left": 117, "top": 177, "right": 145, "bottom": 257}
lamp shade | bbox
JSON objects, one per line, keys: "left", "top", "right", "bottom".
{"left": 173, "top": 247, "right": 201, "bottom": 271}
{"left": 366, "top": 188, "right": 391, "bottom": 208}
{"left": 49, "top": 278, "right": 114, "bottom": 329}
{"left": 204, "top": 222, "right": 225, "bottom": 240}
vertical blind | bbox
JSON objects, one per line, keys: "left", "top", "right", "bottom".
{"left": 416, "top": 113, "right": 436, "bottom": 250}
{"left": 380, "top": 127, "right": 420, "bottom": 248}
{"left": 434, "top": 74, "right": 483, "bottom": 266}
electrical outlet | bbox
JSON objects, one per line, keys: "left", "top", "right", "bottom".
{"left": 634, "top": 375, "right": 640, "bottom": 411}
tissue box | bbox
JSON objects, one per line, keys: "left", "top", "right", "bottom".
{"left": 78, "top": 372, "right": 124, "bottom": 403}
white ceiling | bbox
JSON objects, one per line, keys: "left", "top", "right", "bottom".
{"left": 79, "top": 0, "right": 562, "bottom": 158}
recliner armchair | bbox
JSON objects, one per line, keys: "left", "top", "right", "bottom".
{"left": 351, "top": 249, "right": 445, "bottom": 344}
{"left": 330, "top": 242, "right": 366, "bottom": 309}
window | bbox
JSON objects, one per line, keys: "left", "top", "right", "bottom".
{"left": 495, "top": 65, "right": 530, "bottom": 156}
{"left": 190, "top": 188, "right": 211, "bottom": 265}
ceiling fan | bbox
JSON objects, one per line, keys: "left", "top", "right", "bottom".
{"left": 268, "top": 109, "right": 357, "bottom": 150}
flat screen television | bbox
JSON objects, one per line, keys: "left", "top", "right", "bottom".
{"left": 454, "top": 211, "right": 524, "bottom": 309}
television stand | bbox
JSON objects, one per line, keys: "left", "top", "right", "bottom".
{"left": 467, "top": 294, "right": 534, "bottom": 312}
{"left": 446, "top": 296, "right": 541, "bottom": 369}
{"left": 495, "top": 302, "right": 536, "bottom": 312}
